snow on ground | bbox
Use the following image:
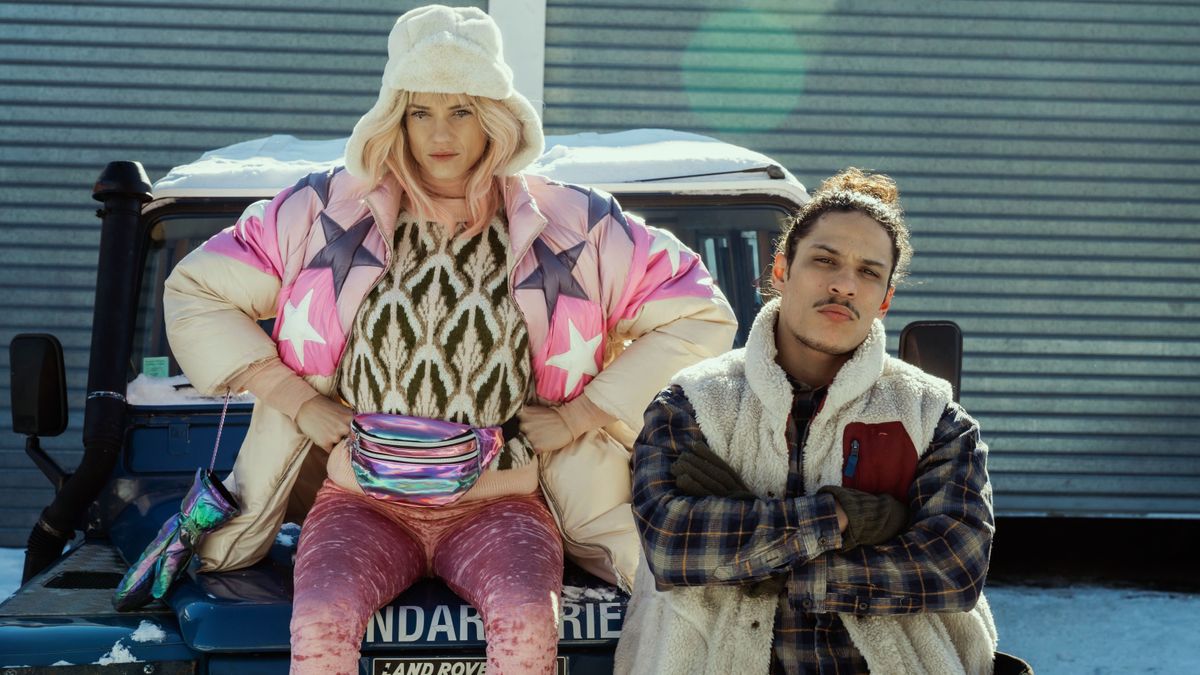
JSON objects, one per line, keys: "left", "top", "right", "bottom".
{"left": 1, "top": 548, "right": 1196, "bottom": 672}
{"left": 986, "top": 584, "right": 1200, "bottom": 673}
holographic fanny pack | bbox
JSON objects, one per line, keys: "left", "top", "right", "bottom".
{"left": 349, "top": 413, "right": 520, "bottom": 507}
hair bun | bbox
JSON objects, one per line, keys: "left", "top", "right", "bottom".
{"left": 817, "top": 167, "right": 899, "bottom": 205}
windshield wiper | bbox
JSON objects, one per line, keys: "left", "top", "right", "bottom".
{"left": 633, "top": 164, "right": 786, "bottom": 183}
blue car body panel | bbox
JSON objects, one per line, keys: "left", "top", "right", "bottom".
{"left": 0, "top": 616, "right": 194, "bottom": 668}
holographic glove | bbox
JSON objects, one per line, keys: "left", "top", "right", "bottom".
{"left": 114, "top": 468, "right": 239, "bottom": 611}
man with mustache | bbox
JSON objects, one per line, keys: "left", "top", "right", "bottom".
{"left": 616, "top": 168, "right": 1005, "bottom": 674}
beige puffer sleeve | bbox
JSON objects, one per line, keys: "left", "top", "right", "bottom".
{"left": 587, "top": 296, "right": 737, "bottom": 433}
{"left": 583, "top": 215, "right": 738, "bottom": 434}
{"left": 163, "top": 187, "right": 321, "bottom": 419}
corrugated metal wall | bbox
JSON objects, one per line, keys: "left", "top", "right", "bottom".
{"left": 0, "top": 1, "right": 1197, "bottom": 546}
{"left": 0, "top": 0, "right": 482, "bottom": 546}
{"left": 543, "top": 0, "right": 1200, "bottom": 517}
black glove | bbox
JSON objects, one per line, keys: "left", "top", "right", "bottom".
{"left": 670, "top": 443, "right": 788, "bottom": 597}
{"left": 818, "top": 485, "right": 908, "bottom": 550}
{"left": 670, "top": 441, "right": 755, "bottom": 500}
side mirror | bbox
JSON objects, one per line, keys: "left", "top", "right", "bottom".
{"left": 899, "top": 321, "right": 962, "bottom": 402}
{"left": 10, "top": 334, "right": 69, "bottom": 437}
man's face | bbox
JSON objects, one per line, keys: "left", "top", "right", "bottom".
{"left": 771, "top": 211, "right": 896, "bottom": 357}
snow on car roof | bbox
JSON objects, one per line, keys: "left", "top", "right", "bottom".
{"left": 151, "top": 129, "right": 802, "bottom": 198}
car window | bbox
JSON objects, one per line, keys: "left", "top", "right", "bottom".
{"left": 133, "top": 210, "right": 268, "bottom": 383}
{"left": 624, "top": 203, "right": 791, "bottom": 346}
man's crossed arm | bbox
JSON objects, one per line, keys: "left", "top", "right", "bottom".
{"left": 631, "top": 386, "right": 994, "bottom": 616}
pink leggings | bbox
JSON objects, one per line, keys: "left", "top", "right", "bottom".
{"left": 290, "top": 480, "right": 564, "bottom": 675}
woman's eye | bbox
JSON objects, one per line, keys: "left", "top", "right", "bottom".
{"left": 410, "top": 111, "right": 427, "bottom": 119}
{"left": 453, "top": 109, "right": 472, "bottom": 118}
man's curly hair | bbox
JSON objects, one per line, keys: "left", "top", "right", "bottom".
{"left": 776, "top": 167, "right": 912, "bottom": 287}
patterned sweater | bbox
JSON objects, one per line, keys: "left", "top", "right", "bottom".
{"left": 338, "top": 210, "right": 536, "bottom": 472}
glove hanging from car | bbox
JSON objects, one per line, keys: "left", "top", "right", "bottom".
{"left": 114, "top": 391, "right": 240, "bottom": 611}
{"left": 113, "top": 467, "right": 240, "bottom": 611}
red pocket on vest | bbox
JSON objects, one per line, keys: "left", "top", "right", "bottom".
{"left": 840, "top": 421, "right": 918, "bottom": 502}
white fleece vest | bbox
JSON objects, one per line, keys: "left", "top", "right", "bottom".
{"left": 615, "top": 300, "right": 996, "bottom": 675}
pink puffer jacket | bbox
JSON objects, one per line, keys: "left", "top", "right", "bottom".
{"left": 164, "top": 167, "right": 737, "bottom": 586}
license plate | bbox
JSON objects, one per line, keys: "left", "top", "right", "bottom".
{"left": 372, "top": 656, "right": 568, "bottom": 675}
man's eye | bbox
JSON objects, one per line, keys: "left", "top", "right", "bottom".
{"left": 814, "top": 257, "right": 834, "bottom": 265}
{"left": 862, "top": 268, "right": 880, "bottom": 278}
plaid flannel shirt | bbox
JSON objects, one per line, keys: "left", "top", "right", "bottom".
{"left": 632, "top": 385, "right": 994, "bottom": 674}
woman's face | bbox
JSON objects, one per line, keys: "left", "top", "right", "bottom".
{"left": 404, "top": 93, "right": 488, "bottom": 193}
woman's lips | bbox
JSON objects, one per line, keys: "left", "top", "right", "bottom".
{"left": 429, "top": 152, "right": 459, "bottom": 161}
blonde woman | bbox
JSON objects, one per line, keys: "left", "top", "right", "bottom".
{"left": 161, "top": 5, "right": 735, "bottom": 674}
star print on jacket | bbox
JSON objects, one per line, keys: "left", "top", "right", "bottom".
{"left": 516, "top": 239, "right": 589, "bottom": 320}
{"left": 648, "top": 226, "right": 685, "bottom": 275}
{"left": 278, "top": 288, "right": 326, "bottom": 367}
{"left": 545, "top": 317, "right": 602, "bottom": 398}
{"left": 306, "top": 212, "right": 384, "bottom": 299}
{"left": 563, "top": 184, "right": 633, "bottom": 240}
{"left": 288, "top": 166, "right": 341, "bottom": 207}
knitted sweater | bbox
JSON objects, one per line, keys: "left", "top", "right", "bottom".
{"left": 338, "top": 210, "right": 535, "bottom": 470}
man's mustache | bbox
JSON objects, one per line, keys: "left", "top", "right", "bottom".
{"left": 813, "top": 298, "right": 860, "bottom": 320}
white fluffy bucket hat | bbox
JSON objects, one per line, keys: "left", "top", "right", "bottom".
{"left": 344, "top": 5, "right": 545, "bottom": 179}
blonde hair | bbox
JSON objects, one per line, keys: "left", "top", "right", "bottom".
{"left": 353, "top": 91, "right": 524, "bottom": 235}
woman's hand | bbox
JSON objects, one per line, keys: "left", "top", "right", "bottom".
{"left": 518, "top": 405, "right": 575, "bottom": 454}
{"left": 296, "top": 395, "right": 353, "bottom": 451}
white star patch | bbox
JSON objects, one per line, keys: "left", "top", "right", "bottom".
{"left": 648, "top": 226, "right": 684, "bottom": 275}
{"left": 278, "top": 289, "right": 326, "bottom": 367}
{"left": 545, "top": 319, "right": 602, "bottom": 398}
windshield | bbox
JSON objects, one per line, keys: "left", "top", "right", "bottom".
{"left": 619, "top": 200, "right": 791, "bottom": 345}
{"left": 132, "top": 207, "right": 267, "bottom": 394}
{"left": 130, "top": 197, "right": 793, "bottom": 394}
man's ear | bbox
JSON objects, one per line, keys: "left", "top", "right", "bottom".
{"left": 771, "top": 253, "right": 788, "bottom": 292}
{"left": 879, "top": 286, "right": 895, "bottom": 317}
